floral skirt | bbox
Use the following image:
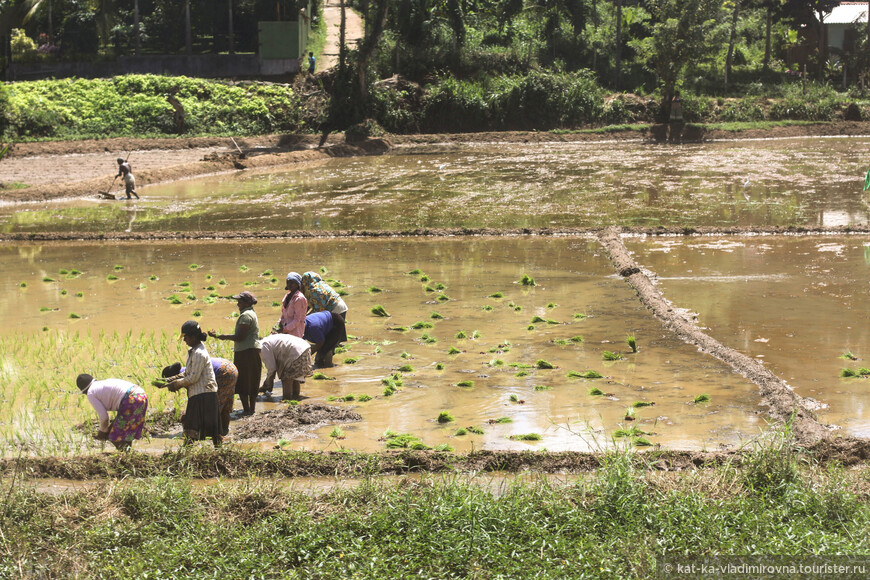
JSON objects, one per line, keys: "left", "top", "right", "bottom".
{"left": 214, "top": 359, "right": 239, "bottom": 416}
{"left": 109, "top": 387, "right": 148, "bottom": 443}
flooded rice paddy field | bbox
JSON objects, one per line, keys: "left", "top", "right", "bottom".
{"left": 3, "top": 136, "right": 870, "bottom": 233}
{"left": 625, "top": 235, "right": 870, "bottom": 437}
{"left": 2, "top": 237, "right": 762, "bottom": 455}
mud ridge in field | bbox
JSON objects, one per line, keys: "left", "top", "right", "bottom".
{"left": 597, "top": 226, "right": 832, "bottom": 445}
{"left": 230, "top": 403, "right": 363, "bottom": 442}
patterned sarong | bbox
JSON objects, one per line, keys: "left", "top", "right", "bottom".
{"left": 109, "top": 387, "right": 148, "bottom": 443}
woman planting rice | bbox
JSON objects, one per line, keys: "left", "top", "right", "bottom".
{"left": 259, "top": 333, "right": 313, "bottom": 401}
{"left": 161, "top": 320, "right": 222, "bottom": 447}
{"left": 300, "top": 271, "right": 348, "bottom": 321}
{"left": 162, "top": 357, "right": 237, "bottom": 437}
{"left": 208, "top": 291, "right": 262, "bottom": 416}
{"left": 277, "top": 271, "right": 307, "bottom": 337}
{"left": 76, "top": 374, "right": 148, "bottom": 451}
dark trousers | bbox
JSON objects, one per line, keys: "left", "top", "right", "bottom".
{"left": 234, "top": 348, "right": 262, "bottom": 414}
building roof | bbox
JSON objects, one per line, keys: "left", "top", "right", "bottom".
{"left": 824, "top": 3, "right": 868, "bottom": 25}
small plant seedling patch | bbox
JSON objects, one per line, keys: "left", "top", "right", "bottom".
{"left": 569, "top": 370, "right": 603, "bottom": 379}
{"left": 135, "top": 284, "right": 146, "bottom": 291}
{"left": 455, "top": 428, "right": 468, "bottom": 436}
{"left": 330, "top": 427, "right": 345, "bottom": 439}
{"left": 424, "top": 285, "right": 435, "bottom": 292}
{"left": 319, "top": 267, "right": 328, "bottom": 274}
{"left": 420, "top": 334, "right": 437, "bottom": 344}
{"left": 312, "top": 372, "right": 335, "bottom": 380}
{"left": 239, "top": 265, "right": 249, "bottom": 271}
{"left": 106, "top": 275, "right": 119, "bottom": 281}
{"left": 589, "top": 387, "right": 605, "bottom": 396}
{"left": 337, "top": 289, "right": 350, "bottom": 296}
{"left": 488, "top": 292, "right": 504, "bottom": 298}
{"left": 61, "top": 289, "right": 68, "bottom": 295}
{"left": 574, "top": 313, "right": 587, "bottom": 319}
{"left": 407, "top": 269, "right": 421, "bottom": 275}
{"left": 186, "top": 294, "right": 196, "bottom": 300}
{"left": 59, "top": 269, "right": 69, "bottom": 275}
{"left": 271, "top": 302, "right": 281, "bottom": 307}
{"left": 166, "top": 294, "right": 183, "bottom": 305}
{"left": 189, "top": 264, "right": 202, "bottom": 270}
{"left": 840, "top": 351, "right": 858, "bottom": 360}
{"left": 68, "top": 313, "right": 82, "bottom": 319}
{"left": 482, "top": 305, "right": 494, "bottom": 311}
{"left": 371, "top": 305, "right": 390, "bottom": 317}
{"left": 530, "top": 316, "right": 546, "bottom": 324}
{"left": 602, "top": 351, "right": 624, "bottom": 361}
{"left": 434, "top": 283, "right": 446, "bottom": 290}
{"left": 633, "top": 437, "right": 653, "bottom": 447}
{"left": 509, "top": 394, "right": 519, "bottom": 402}
{"left": 491, "top": 417, "right": 513, "bottom": 424}
{"left": 547, "top": 302, "right": 557, "bottom": 308}
{"left": 39, "top": 307, "right": 58, "bottom": 312}
{"left": 534, "top": 384, "right": 552, "bottom": 391}
{"left": 388, "top": 326, "right": 409, "bottom": 332}
{"left": 42, "top": 277, "right": 56, "bottom": 283}
{"left": 113, "top": 265, "right": 124, "bottom": 271}
{"left": 19, "top": 282, "right": 27, "bottom": 288}
{"left": 420, "top": 275, "right": 430, "bottom": 282}
{"left": 455, "top": 331, "right": 467, "bottom": 339}
{"left": 489, "top": 358, "right": 505, "bottom": 367}
{"left": 206, "top": 285, "right": 216, "bottom": 291}
{"left": 535, "top": 359, "right": 555, "bottom": 369}
{"left": 219, "top": 279, "right": 227, "bottom": 285}
{"left": 437, "top": 411, "right": 455, "bottom": 423}
{"left": 411, "top": 321, "right": 433, "bottom": 329}
{"left": 192, "top": 311, "right": 202, "bottom": 317}
{"left": 626, "top": 335, "right": 638, "bottom": 353}
{"left": 384, "top": 433, "right": 429, "bottom": 450}
{"left": 448, "top": 346, "right": 461, "bottom": 355}
{"left": 400, "top": 351, "right": 411, "bottom": 359}
{"left": 693, "top": 394, "right": 711, "bottom": 403}
{"left": 527, "top": 325, "right": 535, "bottom": 331}
{"left": 515, "top": 371, "right": 528, "bottom": 377}
{"left": 344, "top": 357, "right": 360, "bottom": 365}
{"left": 436, "top": 294, "right": 450, "bottom": 301}
{"left": 509, "top": 433, "right": 541, "bottom": 441}
{"left": 397, "top": 364, "right": 414, "bottom": 373}
{"left": 149, "top": 275, "right": 158, "bottom": 281}
{"left": 151, "top": 378, "right": 168, "bottom": 388}
{"left": 519, "top": 274, "right": 536, "bottom": 286}
{"left": 632, "top": 401, "right": 655, "bottom": 408}
{"left": 358, "top": 394, "right": 373, "bottom": 402}
{"left": 614, "top": 426, "right": 647, "bottom": 438}
{"left": 368, "top": 286, "right": 383, "bottom": 293}
{"left": 75, "top": 292, "right": 83, "bottom": 297}
{"left": 456, "top": 380, "right": 474, "bottom": 388}
{"left": 514, "top": 306, "right": 523, "bottom": 312}
{"left": 430, "top": 312, "right": 444, "bottom": 319}
{"left": 467, "top": 425, "right": 484, "bottom": 434}
{"left": 435, "top": 362, "right": 446, "bottom": 370}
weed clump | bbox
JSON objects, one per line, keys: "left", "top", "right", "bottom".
{"left": 519, "top": 274, "right": 536, "bottom": 286}
{"left": 371, "top": 305, "right": 390, "bottom": 317}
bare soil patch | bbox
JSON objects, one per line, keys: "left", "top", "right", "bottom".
{"left": 230, "top": 402, "right": 362, "bottom": 442}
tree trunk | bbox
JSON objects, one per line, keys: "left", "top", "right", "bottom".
{"left": 356, "top": 0, "right": 389, "bottom": 114}
{"left": 185, "top": 0, "right": 192, "bottom": 56}
{"left": 339, "top": 0, "right": 346, "bottom": 75}
{"left": 816, "top": 9, "right": 825, "bottom": 81}
{"left": 228, "top": 0, "right": 234, "bottom": 55}
{"left": 725, "top": 1, "right": 739, "bottom": 90}
{"left": 615, "top": 0, "right": 622, "bottom": 91}
{"left": 763, "top": 6, "right": 771, "bottom": 70}
{"left": 134, "top": 0, "right": 140, "bottom": 55}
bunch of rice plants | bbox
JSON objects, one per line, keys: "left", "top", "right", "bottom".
{"left": 371, "top": 305, "right": 390, "bottom": 317}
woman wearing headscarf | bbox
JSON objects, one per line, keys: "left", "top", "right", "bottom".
{"left": 303, "top": 310, "right": 348, "bottom": 369}
{"left": 162, "top": 357, "right": 237, "bottom": 437}
{"left": 277, "top": 271, "right": 307, "bottom": 337}
{"left": 76, "top": 374, "right": 148, "bottom": 451}
{"left": 300, "top": 271, "right": 348, "bottom": 321}
{"left": 208, "top": 291, "right": 262, "bottom": 416}
{"left": 162, "top": 320, "right": 222, "bottom": 447}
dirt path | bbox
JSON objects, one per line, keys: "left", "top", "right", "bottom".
{"left": 320, "top": 0, "right": 365, "bottom": 71}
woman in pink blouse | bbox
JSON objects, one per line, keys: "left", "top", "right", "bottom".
{"left": 278, "top": 271, "right": 308, "bottom": 337}
{"left": 77, "top": 374, "right": 148, "bottom": 451}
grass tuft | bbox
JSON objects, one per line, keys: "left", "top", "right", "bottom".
{"left": 437, "top": 411, "right": 455, "bottom": 423}
{"left": 535, "top": 359, "right": 555, "bottom": 369}
{"left": 519, "top": 274, "right": 536, "bottom": 286}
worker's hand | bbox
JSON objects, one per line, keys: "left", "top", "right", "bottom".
{"left": 94, "top": 430, "right": 110, "bottom": 441}
{"left": 207, "top": 329, "right": 218, "bottom": 338}
{"left": 166, "top": 381, "right": 181, "bottom": 393}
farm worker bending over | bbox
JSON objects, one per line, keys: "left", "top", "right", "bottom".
{"left": 259, "top": 333, "right": 313, "bottom": 401}
{"left": 303, "top": 310, "right": 347, "bottom": 369}
{"left": 300, "top": 271, "right": 348, "bottom": 321}
{"left": 76, "top": 374, "right": 148, "bottom": 451}
{"left": 208, "top": 291, "right": 262, "bottom": 416}
{"left": 161, "top": 320, "right": 223, "bottom": 447}
{"left": 116, "top": 158, "right": 139, "bottom": 199}
{"left": 163, "top": 357, "right": 237, "bottom": 437}
{"left": 277, "top": 271, "right": 307, "bottom": 337}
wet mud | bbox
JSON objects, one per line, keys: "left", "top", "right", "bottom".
{"left": 230, "top": 403, "right": 363, "bottom": 442}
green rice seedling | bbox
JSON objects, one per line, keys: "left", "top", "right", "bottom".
{"left": 260, "top": 269, "right": 272, "bottom": 276}
{"left": 527, "top": 325, "right": 535, "bottom": 331}
{"left": 420, "top": 274, "right": 430, "bottom": 282}
{"left": 231, "top": 312, "right": 240, "bottom": 318}
{"left": 337, "top": 289, "right": 350, "bottom": 296}
{"left": 493, "top": 417, "right": 513, "bottom": 424}
{"left": 69, "top": 269, "right": 82, "bottom": 276}
{"left": 407, "top": 269, "right": 421, "bottom": 275}
{"left": 113, "top": 265, "right": 124, "bottom": 271}
{"left": 509, "top": 394, "right": 519, "bottom": 402}
{"left": 19, "top": 282, "right": 26, "bottom": 288}
{"left": 488, "top": 292, "right": 504, "bottom": 298}
{"left": 334, "top": 346, "right": 349, "bottom": 354}
{"left": 535, "top": 359, "right": 555, "bottom": 369}
{"left": 388, "top": 325, "right": 409, "bottom": 332}
{"left": 319, "top": 267, "right": 328, "bottom": 274}
{"left": 448, "top": 346, "right": 461, "bottom": 355}
{"left": 357, "top": 394, "right": 373, "bottom": 402}
{"left": 420, "top": 334, "right": 437, "bottom": 344}
{"left": 106, "top": 274, "right": 118, "bottom": 281}
{"left": 471, "top": 331, "right": 480, "bottom": 339}
{"left": 398, "top": 364, "right": 414, "bottom": 373}
{"left": 530, "top": 316, "right": 546, "bottom": 324}
{"left": 189, "top": 264, "right": 202, "bottom": 270}
{"left": 455, "top": 330, "right": 467, "bottom": 339}
{"left": 614, "top": 426, "right": 647, "bottom": 438}
{"left": 435, "top": 362, "right": 445, "bottom": 370}
{"left": 42, "top": 326, "right": 48, "bottom": 331}
{"left": 509, "top": 433, "right": 541, "bottom": 441}
{"left": 482, "top": 305, "right": 494, "bottom": 311}
{"left": 243, "top": 281, "right": 256, "bottom": 287}
{"left": 186, "top": 293, "right": 196, "bottom": 300}
{"left": 60, "top": 289, "right": 68, "bottom": 295}
{"left": 632, "top": 401, "right": 655, "bottom": 408}
{"left": 179, "top": 281, "right": 191, "bottom": 287}
{"left": 68, "top": 313, "right": 81, "bottom": 319}
{"left": 859, "top": 368, "right": 870, "bottom": 376}
{"left": 693, "top": 394, "right": 711, "bottom": 403}
{"left": 384, "top": 433, "right": 427, "bottom": 449}
{"left": 368, "top": 286, "right": 383, "bottom": 293}
{"left": 589, "top": 387, "right": 605, "bottom": 396}
{"left": 206, "top": 285, "right": 216, "bottom": 291}
{"left": 330, "top": 427, "right": 345, "bottom": 439}
{"left": 411, "top": 321, "right": 433, "bottom": 329}
{"left": 437, "top": 411, "right": 455, "bottom": 423}
{"left": 515, "top": 371, "right": 528, "bottom": 377}
{"left": 569, "top": 370, "right": 603, "bottom": 379}
{"left": 456, "top": 380, "right": 474, "bottom": 388}
{"left": 344, "top": 357, "right": 360, "bottom": 365}
{"left": 382, "top": 428, "right": 398, "bottom": 438}
{"left": 371, "top": 305, "right": 389, "bottom": 317}
{"left": 149, "top": 275, "right": 158, "bottom": 281}
{"left": 455, "top": 427, "right": 468, "bottom": 436}
{"left": 467, "top": 425, "right": 484, "bottom": 434}
{"left": 59, "top": 269, "right": 69, "bottom": 275}
{"left": 514, "top": 306, "right": 522, "bottom": 312}
{"left": 209, "top": 292, "right": 220, "bottom": 298}
{"left": 326, "top": 394, "right": 339, "bottom": 402}
{"left": 574, "top": 312, "right": 587, "bottom": 319}
{"left": 39, "top": 307, "right": 56, "bottom": 312}
{"left": 602, "top": 351, "right": 624, "bottom": 361}
{"left": 312, "top": 372, "right": 335, "bottom": 380}
{"left": 626, "top": 335, "right": 638, "bottom": 353}
{"left": 489, "top": 358, "right": 504, "bottom": 367}
{"left": 271, "top": 301, "right": 280, "bottom": 307}
{"left": 519, "top": 274, "right": 536, "bottom": 286}
{"left": 569, "top": 335, "right": 583, "bottom": 343}
{"left": 434, "top": 443, "right": 454, "bottom": 452}
{"left": 841, "top": 368, "right": 857, "bottom": 377}
{"left": 42, "top": 277, "right": 56, "bottom": 282}
{"left": 341, "top": 394, "right": 357, "bottom": 401}
{"left": 424, "top": 285, "right": 435, "bottom": 292}
{"left": 436, "top": 294, "right": 450, "bottom": 301}
{"left": 840, "top": 351, "right": 858, "bottom": 360}
{"left": 205, "top": 274, "right": 212, "bottom": 280}
{"left": 135, "top": 284, "right": 146, "bottom": 291}
{"left": 75, "top": 292, "right": 83, "bottom": 297}
{"left": 430, "top": 312, "right": 444, "bottom": 319}
{"left": 553, "top": 338, "right": 569, "bottom": 345}
{"left": 633, "top": 437, "right": 652, "bottom": 447}
{"left": 192, "top": 310, "right": 202, "bottom": 317}
{"left": 534, "top": 385, "right": 551, "bottom": 391}
{"left": 239, "top": 265, "right": 249, "bottom": 271}
{"left": 400, "top": 351, "right": 411, "bottom": 359}
{"left": 219, "top": 278, "right": 227, "bottom": 285}
{"left": 434, "top": 283, "right": 446, "bottom": 290}
{"left": 547, "top": 302, "right": 557, "bottom": 309}
{"left": 151, "top": 378, "right": 168, "bottom": 388}
{"left": 382, "top": 385, "right": 396, "bottom": 396}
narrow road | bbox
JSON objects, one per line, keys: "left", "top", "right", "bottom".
{"left": 319, "top": 0, "right": 365, "bottom": 71}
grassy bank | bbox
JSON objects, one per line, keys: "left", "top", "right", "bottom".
{"left": 3, "top": 439, "right": 869, "bottom": 578}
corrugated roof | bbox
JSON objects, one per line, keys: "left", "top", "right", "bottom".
{"left": 824, "top": 3, "right": 868, "bottom": 25}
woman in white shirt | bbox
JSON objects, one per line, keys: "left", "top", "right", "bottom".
{"left": 77, "top": 374, "right": 148, "bottom": 451}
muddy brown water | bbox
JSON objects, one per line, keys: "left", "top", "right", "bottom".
{"left": 3, "top": 137, "right": 870, "bottom": 233}
{"left": 625, "top": 235, "right": 870, "bottom": 438}
{"left": 3, "top": 237, "right": 762, "bottom": 453}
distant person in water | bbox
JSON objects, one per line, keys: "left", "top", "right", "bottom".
{"left": 116, "top": 158, "right": 139, "bottom": 199}
{"left": 77, "top": 374, "right": 148, "bottom": 451}
{"left": 308, "top": 52, "right": 315, "bottom": 74}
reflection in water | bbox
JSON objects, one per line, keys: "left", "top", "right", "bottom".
{"left": 2, "top": 137, "right": 870, "bottom": 233}
{"left": 1, "top": 237, "right": 760, "bottom": 453}
{"left": 627, "top": 235, "right": 870, "bottom": 438}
